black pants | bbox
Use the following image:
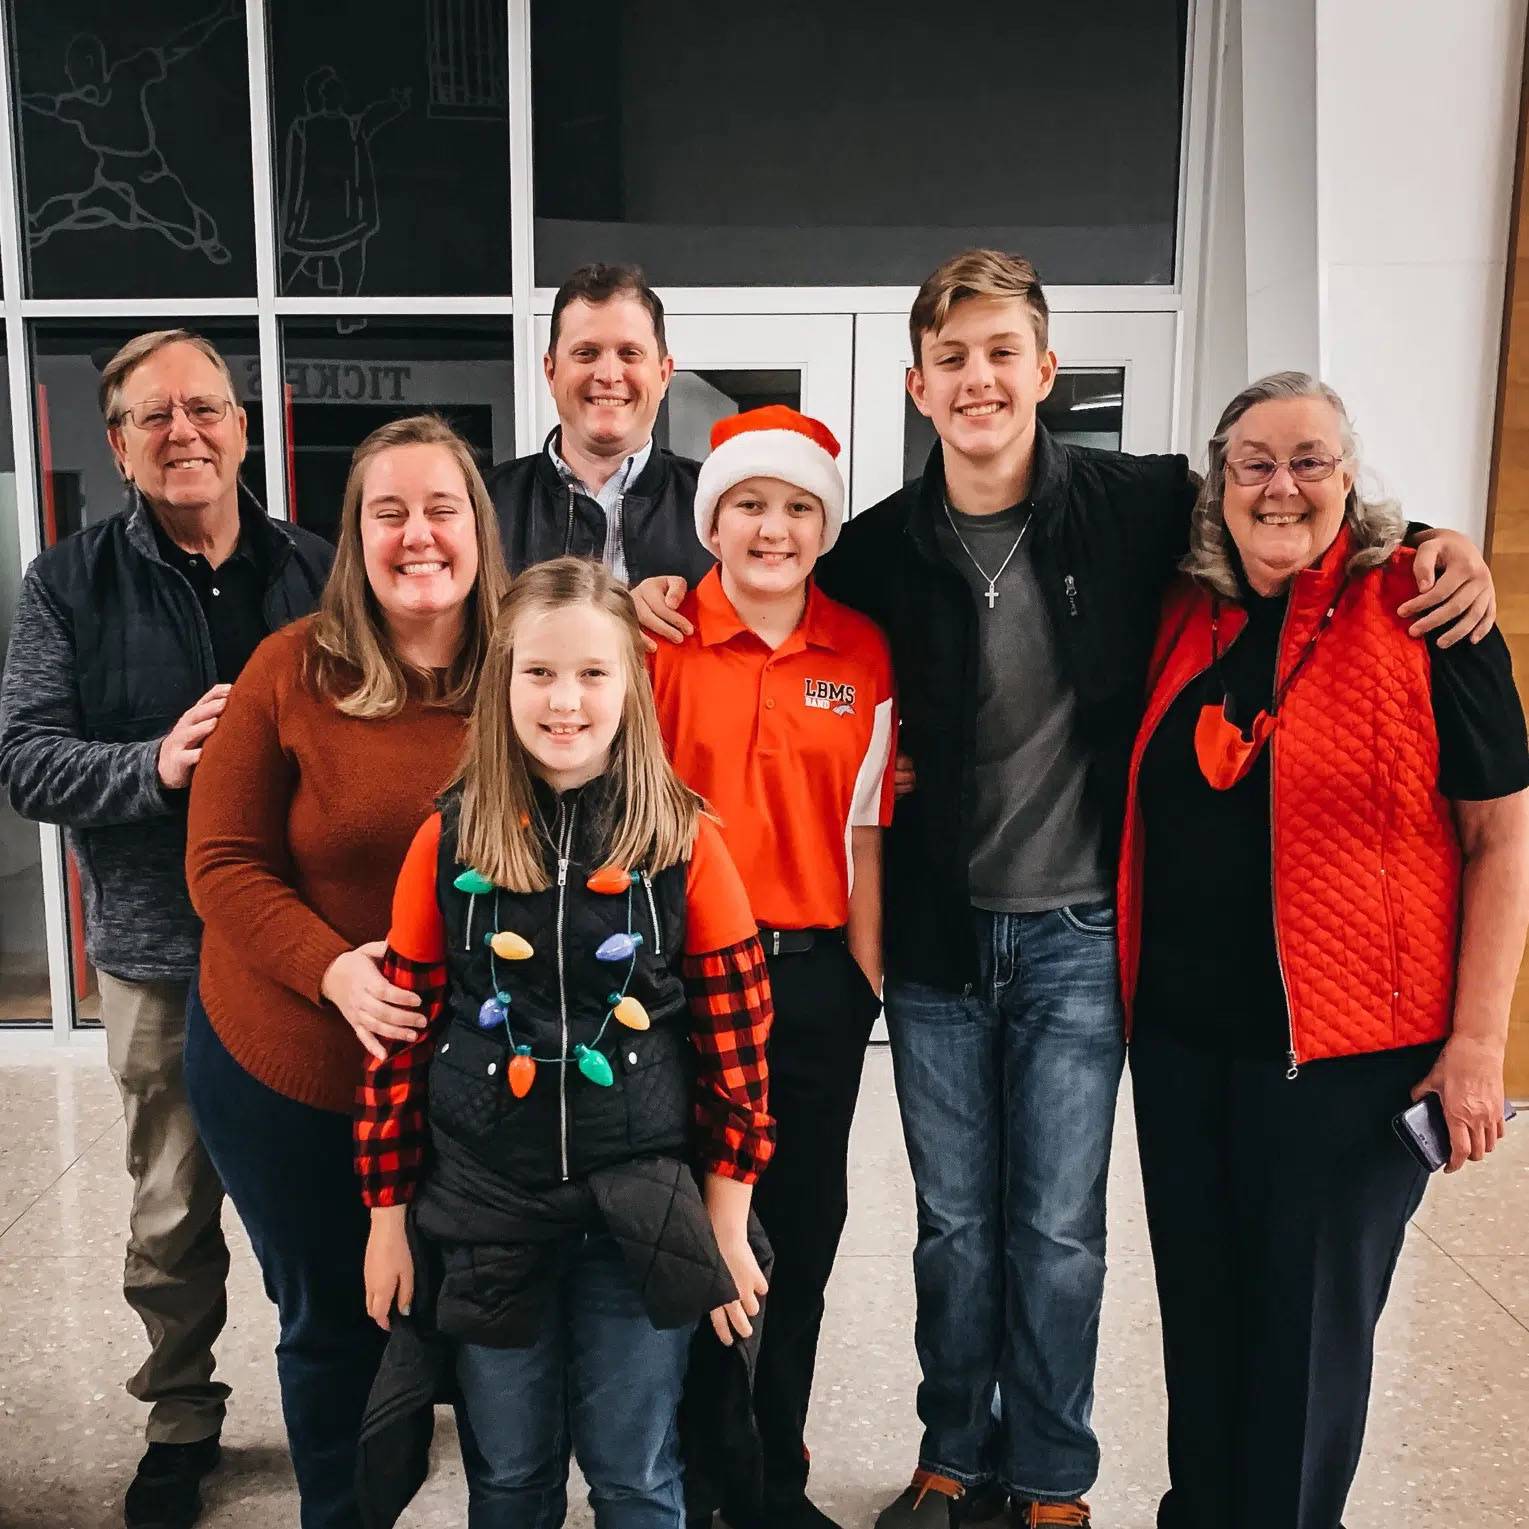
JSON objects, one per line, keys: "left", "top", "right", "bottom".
{"left": 693, "top": 936, "right": 879, "bottom": 1518}
{"left": 1130, "top": 1025, "right": 1435, "bottom": 1529}
{"left": 184, "top": 983, "right": 387, "bottom": 1529}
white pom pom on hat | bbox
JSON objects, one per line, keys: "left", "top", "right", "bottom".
{"left": 693, "top": 404, "right": 845, "bottom": 553}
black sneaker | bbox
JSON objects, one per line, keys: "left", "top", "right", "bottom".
{"left": 124, "top": 1436, "right": 221, "bottom": 1529}
{"left": 876, "top": 1471, "right": 1009, "bottom": 1527}
{"left": 723, "top": 1497, "right": 844, "bottom": 1529}
{"left": 1009, "top": 1499, "right": 1092, "bottom": 1527}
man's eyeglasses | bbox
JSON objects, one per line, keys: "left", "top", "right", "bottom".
{"left": 1224, "top": 451, "right": 1345, "bottom": 488}
{"left": 113, "top": 396, "right": 234, "bottom": 432}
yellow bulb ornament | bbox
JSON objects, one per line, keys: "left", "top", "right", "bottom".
{"left": 610, "top": 994, "right": 650, "bottom": 1031}
{"left": 487, "top": 930, "right": 534, "bottom": 961}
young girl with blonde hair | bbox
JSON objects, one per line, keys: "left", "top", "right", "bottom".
{"left": 354, "top": 556, "right": 774, "bottom": 1529}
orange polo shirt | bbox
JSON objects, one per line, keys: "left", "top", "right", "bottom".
{"left": 650, "top": 566, "right": 896, "bottom": 931}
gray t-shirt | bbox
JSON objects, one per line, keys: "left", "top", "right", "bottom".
{"left": 935, "top": 503, "right": 1112, "bottom": 913}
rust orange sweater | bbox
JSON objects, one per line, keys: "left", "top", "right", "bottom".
{"left": 186, "top": 617, "right": 467, "bottom": 1113}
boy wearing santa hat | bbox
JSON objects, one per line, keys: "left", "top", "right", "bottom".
{"left": 649, "top": 406, "right": 896, "bottom": 1529}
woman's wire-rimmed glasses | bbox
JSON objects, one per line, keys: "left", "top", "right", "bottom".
{"left": 1224, "top": 450, "right": 1346, "bottom": 488}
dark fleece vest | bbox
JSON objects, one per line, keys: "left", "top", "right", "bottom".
{"left": 429, "top": 779, "right": 694, "bottom": 1190}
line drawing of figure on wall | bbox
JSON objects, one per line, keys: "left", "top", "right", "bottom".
{"left": 20, "top": 0, "right": 241, "bottom": 264}
{"left": 281, "top": 67, "right": 411, "bottom": 330}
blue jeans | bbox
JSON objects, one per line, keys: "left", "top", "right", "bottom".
{"left": 886, "top": 902, "right": 1125, "bottom": 1501}
{"left": 454, "top": 1231, "right": 690, "bottom": 1528}
{"left": 183, "top": 983, "right": 386, "bottom": 1529}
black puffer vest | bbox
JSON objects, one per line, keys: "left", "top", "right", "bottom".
{"left": 428, "top": 780, "right": 695, "bottom": 1190}
{"left": 487, "top": 429, "right": 716, "bottom": 586}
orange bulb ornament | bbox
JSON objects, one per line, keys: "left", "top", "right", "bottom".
{"left": 507, "top": 1047, "right": 536, "bottom": 1099}
{"left": 586, "top": 866, "right": 633, "bottom": 895}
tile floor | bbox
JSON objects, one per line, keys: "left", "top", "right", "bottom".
{"left": 1, "top": 1039, "right": 1525, "bottom": 1528}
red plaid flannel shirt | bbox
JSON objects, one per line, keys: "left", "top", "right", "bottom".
{"left": 355, "top": 936, "right": 775, "bottom": 1206}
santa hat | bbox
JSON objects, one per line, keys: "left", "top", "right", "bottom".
{"left": 693, "top": 405, "right": 846, "bottom": 553}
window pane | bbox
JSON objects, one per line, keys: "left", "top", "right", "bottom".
{"left": 281, "top": 318, "right": 515, "bottom": 542}
{"left": 903, "top": 368, "right": 1125, "bottom": 484}
{"left": 0, "top": 344, "right": 54, "bottom": 1023}
{"left": 9, "top": 1, "right": 257, "bottom": 299}
{"left": 656, "top": 369, "right": 801, "bottom": 462}
{"left": 269, "top": 0, "right": 512, "bottom": 297}
{"left": 533, "top": 0, "right": 1186, "bottom": 287}
{"left": 29, "top": 321, "right": 266, "bottom": 542}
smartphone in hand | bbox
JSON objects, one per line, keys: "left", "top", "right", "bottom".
{"left": 1392, "top": 1093, "right": 1517, "bottom": 1172}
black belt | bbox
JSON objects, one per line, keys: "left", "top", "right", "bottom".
{"left": 757, "top": 925, "right": 846, "bottom": 957}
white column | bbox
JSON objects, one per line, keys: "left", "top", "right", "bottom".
{"left": 1189, "top": 0, "right": 1252, "bottom": 449}
{"left": 1314, "top": 0, "right": 1525, "bottom": 539}
{"left": 1191, "top": 0, "right": 1523, "bottom": 540}
{"left": 1241, "top": 0, "right": 1323, "bottom": 381}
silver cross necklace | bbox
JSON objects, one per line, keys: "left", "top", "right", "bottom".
{"left": 942, "top": 498, "right": 1033, "bottom": 610}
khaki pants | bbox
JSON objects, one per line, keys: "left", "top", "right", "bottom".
{"left": 99, "top": 970, "right": 230, "bottom": 1444}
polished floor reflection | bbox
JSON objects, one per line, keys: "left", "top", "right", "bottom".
{"left": 1, "top": 1040, "right": 1525, "bottom": 1528}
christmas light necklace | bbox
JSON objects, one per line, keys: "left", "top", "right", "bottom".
{"left": 452, "top": 862, "right": 653, "bottom": 1097}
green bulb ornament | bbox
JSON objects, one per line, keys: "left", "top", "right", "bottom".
{"left": 575, "top": 1044, "right": 614, "bottom": 1088}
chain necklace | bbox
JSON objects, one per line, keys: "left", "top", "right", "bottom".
{"left": 942, "top": 498, "right": 1033, "bottom": 609}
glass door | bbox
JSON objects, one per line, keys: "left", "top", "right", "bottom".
{"left": 851, "top": 310, "right": 1179, "bottom": 514}
{"left": 532, "top": 311, "right": 855, "bottom": 477}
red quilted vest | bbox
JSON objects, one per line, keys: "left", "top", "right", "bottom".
{"left": 1117, "top": 530, "right": 1460, "bottom": 1067}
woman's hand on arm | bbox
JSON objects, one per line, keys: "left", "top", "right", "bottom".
{"left": 320, "top": 940, "right": 425, "bottom": 1061}
{"left": 703, "top": 1171, "right": 768, "bottom": 1346}
{"left": 364, "top": 1204, "right": 413, "bottom": 1332}
{"left": 1414, "top": 790, "right": 1529, "bottom": 1170}
{"left": 1399, "top": 529, "right": 1497, "bottom": 647}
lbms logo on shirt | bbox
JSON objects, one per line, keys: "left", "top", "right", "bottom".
{"left": 804, "top": 678, "right": 857, "bottom": 716}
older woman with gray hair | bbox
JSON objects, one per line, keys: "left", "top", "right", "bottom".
{"left": 1115, "top": 371, "right": 1529, "bottom": 1529}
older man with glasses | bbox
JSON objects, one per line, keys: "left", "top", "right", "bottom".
{"left": 0, "top": 329, "right": 332, "bottom": 1529}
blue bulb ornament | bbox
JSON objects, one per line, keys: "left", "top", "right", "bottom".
{"left": 595, "top": 931, "right": 644, "bottom": 963}
{"left": 477, "top": 995, "right": 509, "bottom": 1029}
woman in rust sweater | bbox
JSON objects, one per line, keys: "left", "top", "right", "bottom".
{"left": 184, "top": 414, "right": 508, "bottom": 1529}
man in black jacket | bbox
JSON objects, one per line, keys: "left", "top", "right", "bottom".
{"left": 0, "top": 330, "right": 332, "bottom": 1529}
{"left": 635, "top": 250, "right": 1495, "bottom": 1529}
{"left": 487, "top": 263, "right": 716, "bottom": 587}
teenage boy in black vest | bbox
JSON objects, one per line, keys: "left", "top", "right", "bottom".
{"left": 634, "top": 249, "right": 1496, "bottom": 1528}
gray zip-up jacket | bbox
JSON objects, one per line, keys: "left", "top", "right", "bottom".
{"left": 0, "top": 486, "right": 332, "bottom": 982}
